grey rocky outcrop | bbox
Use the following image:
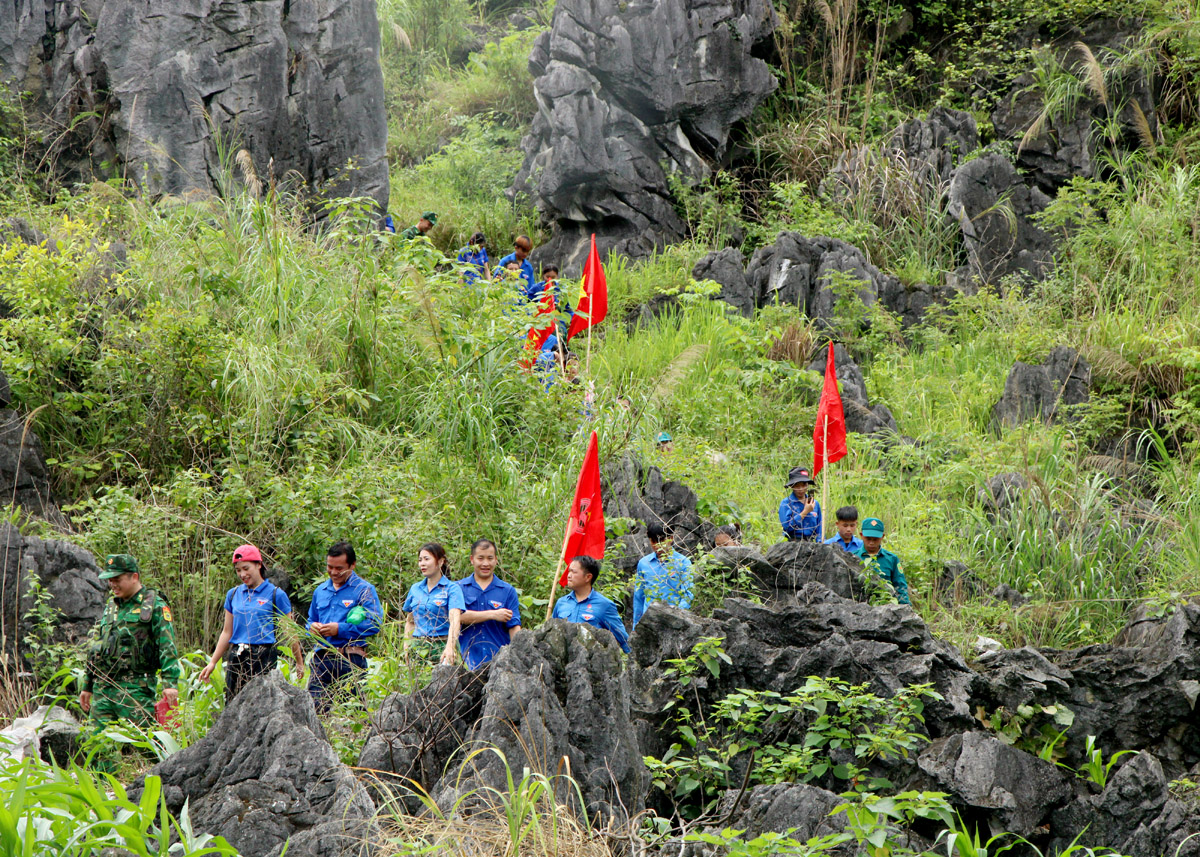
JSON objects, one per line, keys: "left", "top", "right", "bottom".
{"left": 603, "top": 454, "right": 712, "bottom": 552}
{"left": 805, "top": 343, "right": 897, "bottom": 436}
{"left": 0, "top": 405, "right": 65, "bottom": 526}
{"left": 684, "top": 783, "right": 848, "bottom": 856}
{"left": 434, "top": 620, "right": 646, "bottom": 824}
{"left": 946, "top": 153, "right": 1056, "bottom": 286}
{"left": 692, "top": 231, "right": 959, "bottom": 328}
{"left": 0, "top": 522, "right": 105, "bottom": 668}
{"left": 990, "top": 346, "right": 1090, "bottom": 431}
{"left": 130, "top": 674, "right": 378, "bottom": 857}
{"left": 513, "top": 0, "right": 776, "bottom": 269}
{"left": 916, "top": 731, "right": 1074, "bottom": 838}
{"left": 761, "top": 541, "right": 874, "bottom": 602}
{"left": 0, "top": 0, "right": 388, "bottom": 210}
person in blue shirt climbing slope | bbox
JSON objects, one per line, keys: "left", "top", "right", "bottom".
{"left": 457, "top": 539, "right": 522, "bottom": 670}
{"left": 853, "top": 517, "right": 910, "bottom": 605}
{"left": 306, "top": 541, "right": 382, "bottom": 713}
{"left": 824, "top": 506, "right": 864, "bottom": 553}
{"left": 779, "top": 466, "right": 821, "bottom": 541}
{"left": 403, "top": 543, "right": 465, "bottom": 666}
{"left": 497, "top": 235, "right": 535, "bottom": 296}
{"left": 457, "top": 231, "right": 491, "bottom": 285}
{"left": 632, "top": 523, "right": 693, "bottom": 626}
{"left": 552, "top": 555, "right": 630, "bottom": 653}
{"left": 198, "top": 544, "right": 304, "bottom": 703}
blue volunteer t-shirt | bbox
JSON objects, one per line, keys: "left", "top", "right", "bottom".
{"left": 552, "top": 588, "right": 630, "bottom": 653}
{"left": 497, "top": 252, "right": 535, "bottom": 294}
{"left": 632, "top": 550, "right": 694, "bottom": 626}
{"left": 824, "top": 533, "right": 864, "bottom": 553}
{"left": 403, "top": 575, "right": 465, "bottom": 638}
{"left": 225, "top": 579, "right": 291, "bottom": 645}
{"left": 307, "top": 572, "right": 382, "bottom": 649}
{"left": 457, "top": 574, "right": 521, "bottom": 670}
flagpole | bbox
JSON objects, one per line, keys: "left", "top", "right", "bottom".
{"left": 544, "top": 515, "right": 576, "bottom": 623}
{"left": 822, "top": 414, "right": 830, "bottom": 540}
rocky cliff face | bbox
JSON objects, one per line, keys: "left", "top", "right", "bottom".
{"left": 0, "top": 0, "right": 388, "bottom": 209}
{"left": 513, "top": 0, "right": 777, "bottom": 270}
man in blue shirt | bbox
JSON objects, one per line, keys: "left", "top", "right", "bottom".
{"left": 633, "top": 523, "right": 693, "bottom": 626}
{"left": 552, "top": 555, "right": 629, "bottom": 653}
{"left": 824, "top": 505, "right": 864, "bottom": 553}
{"left": 457, "top": 539, "right": 522, "bottom": 670}
{"left": 306, "top": 541, "right": 382, "bottom": 713}
{"left": 457, "top": 231, "right": 491, "bottom": 285}
{"left": 779, "top": 466, "right": 822, "bottom": 541}
{"left": 497, "top": 235, "right": 535, "bottom": 297}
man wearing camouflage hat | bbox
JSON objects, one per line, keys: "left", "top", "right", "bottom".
{"left": 400, "top": 211, "right": 437, "bottom": 240}
{"left": 79, "top": 554, "right": 180, "bottom": 730}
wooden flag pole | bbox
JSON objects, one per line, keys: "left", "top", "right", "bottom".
{"left": 822, "top": 414, "right": 830, "bottom": 541}
{"left": 544, "top": 515, "right": 576, "bottom": 623}
{"left": 586, "top": 309, "right": 593, "bottom": 376}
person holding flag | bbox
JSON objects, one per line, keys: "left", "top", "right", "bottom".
{"left": 544, "top": 431, "right": 607, "bottom": 618}
{"left": 552, "top": 555, "right": 630, "bottom": 653}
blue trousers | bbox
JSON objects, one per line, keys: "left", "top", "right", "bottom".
{"left": 308, "top": 649, "right": 367, "bottom": 713}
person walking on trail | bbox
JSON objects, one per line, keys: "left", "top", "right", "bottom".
{"left": 198, "top": 545, "right": 304, "bottom": 703}
{"left": 402, "top": 542, "right": 464, "bottom": 666}
{"left": 80, "top": 554, "right": 180, "bottom": 732}
{"left": 306, "top": 541, "right": 382, "bottom": 713}
{"left": 853, "top": 517, "right": 910, "bottom": 605}
{"left": 632, "top": 523, "right": 693, "bottom": 627}
{"left": 498, "top": 236, "right": 535, "bottom": 296}
{"left": 552, "top": 555, "right": 630, "bottom": 653}
{"left": 457, "top": 231, "right": 491, "bottom": 284}
{"left": 779, "top": 466, "right": 821, "bottom": 541}
{"left": 457, "top": 539, "right": 522, "bottom": 670}
{"left": 824, "top": 506, "right": 864, "bottom": 553}
{"left": 401, "top": 211, "right": 437, "bottom": 240}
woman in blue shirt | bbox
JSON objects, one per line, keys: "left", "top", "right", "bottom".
{"left": 457, "top": 232, "right": 491, "bottom": 285}
{"left": 403, "top": 543, "right": 465, "bottom": 665}
{"left": 199, "top": 545, "right": 304, "bottom": 702}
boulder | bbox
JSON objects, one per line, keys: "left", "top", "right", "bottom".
{"left": 358, "top": 665, "right": 488, "bottom": 809}
{"left": 946, "top": 153, "right": 1056, "bottom": 286}
{"left": 0, "top": 523, "right": 106, "bottom": 669}
{"left": 686, "top": 783, "right": 847, "bottom": 855}
{"left": 0, "top": 407, "right": 66, "bottom": 526}
{"left": 971, "top": 603, "right": 1200, "bottom": 772}
{"left": 805, "top": 344, "right": 898, "bottom": 436}
{"left": 434, "top": 620, "right": 646, "bottom": 824}
{"left": 761, "top": 541, "right": 873, "bottom": 601}
{"left": 916, "top": 731, "right": 1073, "bottom": 838}
{"left": 629, "top": 592, "right": 978, "bottom": 760}
{"left": 693, "top": 248, "right": 753, "bottom": 316}
{"left": 603, "top": 455, "right": 712, "bottom": 552}
{"left": 977, "top": 472, "right": 1028, "bottom": 516}
{"left": 513, "top": 0, "right": 777, "bottom": 269}
{"left": 0, "top": 0, "right": 388, "bottom": 210}
{"left": 706, "top": 545, "right": 778, "bottom": 581}
{"left": 130, "top": 674, "right": 378, "bottom": 857}
{"left": 0, "top": 704, "right": 80, "bottom": 764}
{"left": 992, "top": 19, "right": 1157, "bottom": 193}
{"left": 933, "top": 560, "right": 985, "bottom": 603}
{"left": 1048, "top": 752, "right": 1200, "bottom": 856}
{"left": 990, "top": 346, "right": 1091, "bottom": 431}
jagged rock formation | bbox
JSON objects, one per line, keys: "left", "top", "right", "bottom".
{"left": 759, "top": 541, "right": 875, "bottom": 602}
{"left": 805, "top": 343, "right": 898, "bottom": 436}
{"left": 990, "top": 346, "right": 1091, "bottom": 431}
{"left": 0, "top": 522, "right": 105, "bottom": 668}
{"left": 512, "top": 0, "right": 777, "bottom": 270}
{"left": 603, "top": 454, "right": 712, "bottom": 552}
{"left": 131, "top": 674, "right": 378, "bottom": 857}
{"left": 0, "top": 366, "right": 65, "bottom": 525}
{"left": 0, "top": 0, "right": 388, "bottom": 209}
{"left": 362, "top": 621, "right": 646, "bottom": 825}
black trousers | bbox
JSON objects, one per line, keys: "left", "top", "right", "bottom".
{"left": 226, "top": 644, "right": 279, "bottom": 703}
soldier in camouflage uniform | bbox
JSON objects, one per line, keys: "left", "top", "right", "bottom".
{"left": 400, "top": 211, "right": 437, "bottom": 240}
{"left": 79, "top": 554, "right": 181, "bottom": 729}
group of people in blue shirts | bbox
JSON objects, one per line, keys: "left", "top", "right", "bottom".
{"left": 778, "top": 465, "right": 910, "bottom": 604}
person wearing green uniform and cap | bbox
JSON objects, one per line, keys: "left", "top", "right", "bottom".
{"left": 853, "top": 518, "right": 910, "bottom": 605}
{"left": 80, "top": 554, "right": 181, "bottom": 731}
{"left": 401, "top": 212, "right": 437, "bottom": 240}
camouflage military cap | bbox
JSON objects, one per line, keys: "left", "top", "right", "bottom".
{"left": 421, "top": 211, "right": 438, "bottom": 226}
{"left": 100, "top": 554, "right": 140, "bottom": 579}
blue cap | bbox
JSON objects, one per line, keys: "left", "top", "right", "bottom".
{"left": 656, "top": 432, "right": 672, "bottom": 443}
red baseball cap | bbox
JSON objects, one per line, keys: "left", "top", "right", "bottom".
{"left": 232, "top": 544, "right": 263, "bottom": 564}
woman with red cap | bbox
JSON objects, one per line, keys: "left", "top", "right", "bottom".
{"left": 199, "top": 544, "right": 304, "bottom": 702}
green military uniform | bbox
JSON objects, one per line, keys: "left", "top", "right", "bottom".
{"left": 853, "top": 517, "right": 910, "bottom": 605}
{"left": 401, "top": 211, "right": 437, "bottom": 240}
{"left": 84, "top": 555, "right": 181, "bottom": 728}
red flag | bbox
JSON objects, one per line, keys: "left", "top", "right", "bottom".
{"left": 519, "top": 295, "right": 558, "bottom": 369}
{"left": 565, "top": 234, "right": 608, "bottom": 341}
{"left": 558, "top": 431, "right": 605, "bottom": 585}
{"left": 812, "top": 342, "right": 847, "bottom": 477}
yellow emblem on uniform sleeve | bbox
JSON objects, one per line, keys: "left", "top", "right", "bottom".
{"left": 162, "top": 606, "right": 173, "bottom": 623}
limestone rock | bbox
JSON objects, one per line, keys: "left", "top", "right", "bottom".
{"left": 805, "top": 344, "right": 898, "bottom": 436}
{"left": 435, "top": 620, "right": 646, "bottom": 824}
{"left": 603, "top": 455, "right": 712, "bottom": 552}
{"left": 0, "top": 705, "right": 80, "bottom": 764}
{"left": 130, "top": 674, "right": 378, "bottom": 857}
{"left": 761, "top": 541, "right": 873, "bottom": 601}
{"left": 991, "top": 346, "right": 1090, "bottom": 431}
{"left": 0, "top": 0, "right": 388, "bottom": 211}
{"left": 513, "top": 0, "right": 777, "bottom": 269}
{"left": 0, "top": 407, "right": 65, "bottom": 525}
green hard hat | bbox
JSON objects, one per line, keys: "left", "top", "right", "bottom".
{"left": 100, "top": 554, "right": 140, "bottom": 579}
{"left": 346, "top": 605, "right": 367, "bottom": 626}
